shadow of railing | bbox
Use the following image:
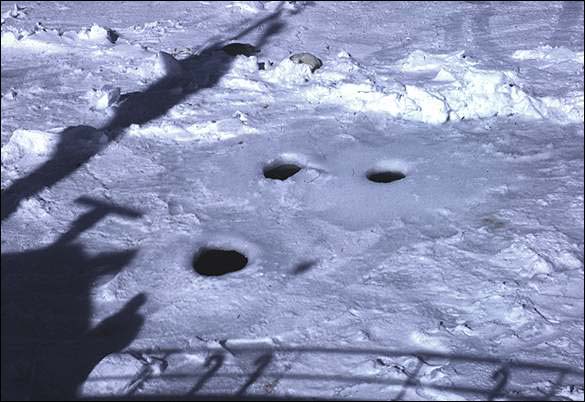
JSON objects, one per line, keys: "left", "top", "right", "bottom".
{"left": 76, "top": 345, "right": 584, "bottom": 401}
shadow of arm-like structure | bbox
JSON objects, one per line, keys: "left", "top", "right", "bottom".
{"left": 1, "top": 1, "right": 296, "bottom": 221}
{"left": 1, "top": 197, "right": 146, "bottom": 400}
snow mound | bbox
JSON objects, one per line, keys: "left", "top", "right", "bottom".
{"left": 226, "top": 1, "right": 266, "bottom": 13}
{"left": 86, "top": 85, "right": 121, "bottom": 110}
{"left": 75, "top": 24, "right": 111, "bottom": 42}
{"left": 218, "top": 55, "right": 270, "bottom": 91}
{"left": 132, "top": 51, "right": 189, "bottom": 82}
{"left": 1, "top": 129, "right": 59, "bottom": 164}
{"left": 262, "top": 58, "right": 313, "bottom": 85}
{"left": 289, "top": 50, "right": 584, "bottom": 125}
{"left": 397, "top": 50, "right": 584, "bottom": 123}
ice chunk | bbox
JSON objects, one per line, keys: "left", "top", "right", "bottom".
{"left": 156, "top": 51, "right": 186, "bottom": 78}
{"left": 94, "top": 85, "right": 121, "bottom": 110}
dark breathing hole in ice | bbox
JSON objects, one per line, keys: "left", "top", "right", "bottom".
{"left": 222, "top": 43, "right": 259, "bottom": 57}
{"left": 366, "top": 170, "right": 406, "bottom": 183}
{"left": 263, "top": 163, "right": 302, "bottom": 180}
{"left": 193, "top": 248, "right": 248, "bottom": 276}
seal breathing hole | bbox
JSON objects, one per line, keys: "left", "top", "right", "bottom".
{"left": 263, "top": 163, "right": 302, "bottom": 180}
{"left": 366, "top": 170, "right": 406, "bottom": 183}
{"left": 193, "top": 248, "right": 248, "bottom": 276}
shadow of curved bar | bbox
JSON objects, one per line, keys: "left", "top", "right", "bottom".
{"left": 79, "top": 344, "right": 583, "bottom": 401}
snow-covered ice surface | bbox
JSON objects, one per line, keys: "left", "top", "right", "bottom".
{"left": 1, "top": 1, "right": 583, "bottom": 400}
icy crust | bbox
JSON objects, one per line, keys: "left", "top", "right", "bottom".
{"left": 491, "top": 231, "right": 583, "bottom": 279}
{"left": 263, "top": 49, "right": 584, "bottom": 125}
{"left": 512, "top": 45, "right": 585, "bottom": 64}
{"left": 126, "top": 117, "right": 258, "bottom": 143}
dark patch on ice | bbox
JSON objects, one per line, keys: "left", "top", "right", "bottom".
{"left": 193, "top": 248, "right": 248, "bottom": 276}
{"left": 481, "top": 216, "right": 506, "bottom": 230}
{"left": 106, "top": 28, "right": 119, "bottom": 44}
{"left": 293, "top": 260, "right": 317, "bottom": 275}
{"left": 222, "top": 43, "right": 259, "bottom": 57}
{"left": 366, "top": 169, "right": 406, "bottom": 183}
{"left": 263, "top": 163, "right": 302, "bottom": 180}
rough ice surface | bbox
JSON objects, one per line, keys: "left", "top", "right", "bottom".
{"left": 1, "top": 1, "right": 583, "bottom": 401}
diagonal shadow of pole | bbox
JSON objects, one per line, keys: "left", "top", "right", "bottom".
{"left": 1, "top": 1, "right": 300, "bottom": 221}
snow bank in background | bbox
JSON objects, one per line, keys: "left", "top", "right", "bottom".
{"left": 512, "top": 45, "right": 585, "bottom": 64}
{"left": 262, "top": 50, "right": 583, "bottom": 125}
{"left": 4, "top": 20, "right": 581, "bottom": 126}
{"left": 1, "top": 24, "right": 119, "bottom": 53}
{"left": 395, "top": 50, "right": 583, "bottom": 124}
{"left": 1, "top": 30, "right": 67, "bottom": 52}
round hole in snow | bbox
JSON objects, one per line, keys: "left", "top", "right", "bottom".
{"left": 263, "top": 163, "right": 302, "bottom": 180}
{"left": 366, "top": 170, "right": 406, "bottom": 183}
{"left": 193, "top": 248, "right": 248, "bottom": 276}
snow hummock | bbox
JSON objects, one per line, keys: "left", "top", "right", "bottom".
{"left": 75, "top": 24, "right": 111, "bottom": 42}
{"left": 1, "top": 129, "right": 58, "bottom": 163}
{"left": 87, "top": 85, "right": 122, "bottom": 110}
{"left": 331, "top": 50, "right": 580, "bottom": 124}
{"left": 258, "top": 49, "right": 584, "bottom": 125}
